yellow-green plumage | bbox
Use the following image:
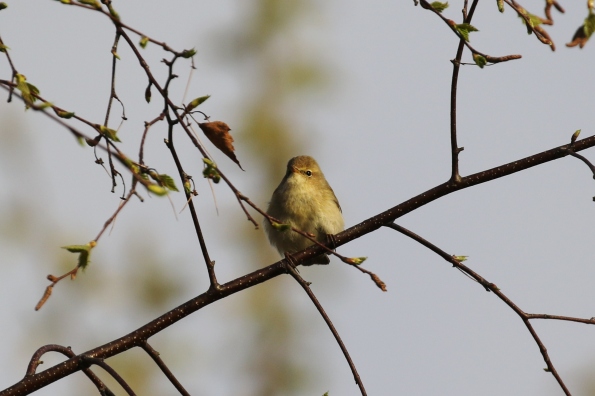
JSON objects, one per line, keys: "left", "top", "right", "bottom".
{"left": 265, "top": 156, "right": 344, "bottom": 265}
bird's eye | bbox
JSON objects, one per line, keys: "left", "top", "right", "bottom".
{"left": 305, "top": 170, "right": 312, "bottom": 177}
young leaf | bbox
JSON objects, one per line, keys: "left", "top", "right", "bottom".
{"left": 455, "top": 23, "right": 479, "bottom": 41}
{"left": 139, "top": 36, "right": 149, "bottom": 49}
{"left": 472, "top": 53, "right": 487, "bottom": 68}
{"left": 180, "top": 48, "right": 197, "bottom": 58}
{"left": 571, "top": 129, "right": 581, "bottom": 144}
{"left": 185, "top": 95, "right": 210, "bottom": 113}
{"left": 346, "top": 257, "right": 368, "bottom": 265}
{"left": 0, "top": 3, "right": 7, "bottom": 10}
{"left": 202, "top": 159, "right": 221, "bottom": 184}
{"left": 77, "top": 0, "right": 101, "bottom": 9}
{"left": 158, "top": 174, "right": 179, "bottom": 192}
{"left": 199, "top": 121, "right": 244, "bottom": 170}
{"left": 497, "top": 0, "right": 504, "bottom": 13}
{"left": 99, "top": 125, "right": 121, "bottom": 142}
{"left": 584, "top": 12, "right": 595, "bottom": 39}
{"left": 430, "top": 1, "right": 448, "bottom": 13}
{"left": 62, "top": 243, "right": 94, "bottom": 270}
{"left": 147, "top": 184, "right": 168, "bottom": 196}
{"left": 54, "top": 108, "right": 75, "bottom": 119}
{"left": 15, "top": 74, "right": 38, "bottom": 108}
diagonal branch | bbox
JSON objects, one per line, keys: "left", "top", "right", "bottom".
{"left": 140, "top": 342, "right": 190, "bottom": 396}
{"left": 285, "top": 262, "right": 367, "bottom": 396}
{"left": 383, "top": 222, "right": 588, "bottom": 396}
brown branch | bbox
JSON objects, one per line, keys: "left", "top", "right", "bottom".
{"left": 1, "top": 262, "right": 287, "bottom": 395}
{"left": 24, "top": 344, "right": 114, "bottom": 395}
{"left": 419, "top": 0, "right": 522, "bottom": 66}
{"left": 140, "top": 342, "right": 190, "bottom": 396}
{"left": 6, "top": 132, "right": 595, "bottom": 393}
{"left": 81, "top": 357, "right": 136, "bottom": 396}
{"left": 384, "top": 223, "right": 583, "bottom": 396}
{"left": 0, "top": 35, "right": 17, "bottom": 102}
{"left": 284, "top": 263, "right": 367, "bottom": 396}
{"left": 287, "top": 134, "right": 595, "bottom": 267}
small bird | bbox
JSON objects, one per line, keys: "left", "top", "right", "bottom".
{"left": 264, "top": 155, "right": 344, "bottom": 265}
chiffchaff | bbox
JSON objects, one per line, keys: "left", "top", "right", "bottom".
{"left": 264, "top": 155, "right": 344, "bottom": 265}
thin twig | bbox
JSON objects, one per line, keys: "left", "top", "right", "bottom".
{"left": 284, "top": 262, "right": 367, "bottom": 396}
{"left": 24, "top": 344, "right": 114, "bottom": 395}
{"left": 81, "top": 357, "right": 136, "bottom": 396}
{"left": 384, "top": 223, "right": 576, "bottom": 395}
{"left": 140, "top": 342, "right": 190, "bottom": 396}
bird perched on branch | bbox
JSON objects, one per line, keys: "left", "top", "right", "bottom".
{"left": 265, "top": 155, "right": 344, "bottom": 265}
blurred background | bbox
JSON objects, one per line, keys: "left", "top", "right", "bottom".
{"left": 1, "top": 1, "right": 595, "bottom": 395}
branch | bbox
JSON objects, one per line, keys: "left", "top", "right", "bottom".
{"left": 1, "top": 262, "right": 287, "bottom": 395}
{"left": 140, "top": 342, "right": 190, "bottom": 396}
{"left": 24, "top": 344, "right": 115, "bottom": 396}
{"left": 383, "top": 222, "right": 591, "bottom": 396}
{"left": 289, "top": 134, "right": 595, "bottom": 266}
{"left": 81, "top": 357, "right": 136, "bottom": 396}
{"left": 285, "top": 263, "right": 367, "bottom": 396}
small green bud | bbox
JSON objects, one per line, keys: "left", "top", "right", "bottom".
{"left": 147, "top": 184, "right": 168, "bottom": 196}
{"left": 571, "top": 129, "right": 581, "bottom": 144}
{"left": 180, "top": 48, "right": 197, "bottom": 58}
{"left": 270, "top": 221, "right": 291, "bottom": 231}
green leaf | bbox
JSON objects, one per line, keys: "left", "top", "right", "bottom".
{"left": 184, "top": 180, "right": 192, "bottom": 194}
{"left": 527, "top": 13, "right": 543, "bottom": 29}
{"left": 497, "top": 0, "right": 504, "bottom": 13}
{"left": 453, "top": 255, "right": 468, "bottom": 262}
{"left": 0, "top": 3, "right": 7, "bottom": 10}
{"left": 62, "top": 242, "right": 95, "bottom": 270}
{"left": 55, "top": 109, "right": 75, "bottom": 119}
{"left": 15, "top": 74, "right": 37, "bottom": 108}
{"left": 139, "top": 36, "right": 149, "bottom": 49}
{"left": 430, "top": 1, "right": 448, "bottom": 13}
{"left": 202, "top": 157, "right": 216, "bottom": 167}
{"left": 147, "top": 184, "right": 168, "bottom": 196}
{"left": 185, "top": 95, "right": 210, "bottom": 112}
{"left": 158, "top": 174, "right": 179, "bottom": 191}
{"left": 202, "top": 165, "right": 221, "bottom": 184}
{"left": 99, "top": 125, "right": 121, "bottom": 142}
{"left": 202, "top": 158, "right": 220, "bottom": 183}
{"left": 180, "top": 48, "right": 197, "bottom": 58}
{"left": 111, "top": 50, "right": 120, "bottom": 60}
{"left": 455, "top": 23, "right": 478, "bottom": 41}
{"left": 0, "top": 43, "right": 9, "bottom": 52}
{"left": 472, "top": 53, "right": 487, "bottom": 68}
{"left": 346, "top": 257, "right": 367, "bottom": 265}
{"left": 584, "top": 12, "right": 595, "bottom": 39}
{"left": 77, "top": 0, "right": 101, "bottom": 9}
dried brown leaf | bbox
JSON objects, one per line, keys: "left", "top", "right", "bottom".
{"left": 371, "top": 273, "right": 387, "bottom": 292}
{"left": 199, "top": 121, "right": 243, "bottom": 170}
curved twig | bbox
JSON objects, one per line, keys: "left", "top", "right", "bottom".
{"left": 384, "top": 222, "right": 582, "bottom": 396}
